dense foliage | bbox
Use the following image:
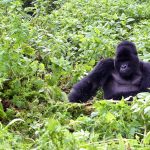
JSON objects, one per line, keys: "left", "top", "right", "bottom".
{"left": 0, "top": 0, "right": 150, "bottom": 149}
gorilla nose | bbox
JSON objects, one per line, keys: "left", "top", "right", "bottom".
{"left": 121, "top": 64, "right": 127, "bottom": 70}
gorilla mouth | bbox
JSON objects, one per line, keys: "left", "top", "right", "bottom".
{"left": 120, "top": 72, "right": 132, "bottom": 79}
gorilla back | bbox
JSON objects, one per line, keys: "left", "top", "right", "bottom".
{"left": 69, "top": 41, "right": 150, "bottom": 103}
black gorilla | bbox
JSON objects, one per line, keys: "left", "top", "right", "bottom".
{"left": 69, "top": 41, "right": 150, "bottom": 103}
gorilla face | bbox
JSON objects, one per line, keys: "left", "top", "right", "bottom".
{"left": 114, "top": 41, "right": 140, "bottom": 79}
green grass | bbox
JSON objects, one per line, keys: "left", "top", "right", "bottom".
{"left": 0, "top": 0, "right": 150, "bottom": 149}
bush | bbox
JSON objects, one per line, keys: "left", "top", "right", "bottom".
{"left": 0, "top": 0, "right": 150, "bottom": 149}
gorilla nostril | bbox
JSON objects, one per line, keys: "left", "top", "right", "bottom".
{"left": 120, "top": 64, "right": 128, "bottom": 72}
{"left": 121, "top": 64, "right": 127, "bottom": 69}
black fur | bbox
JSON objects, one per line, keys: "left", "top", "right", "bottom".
{"left": 69, "top": 41, "right": 150, "bottom": 103}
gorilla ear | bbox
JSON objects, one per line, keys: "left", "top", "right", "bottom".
{"left": 134, "top": 51, "right": 138, "bottom": 55}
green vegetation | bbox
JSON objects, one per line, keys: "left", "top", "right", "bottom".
{"left": 0, "top": 0, "right": 150, "bottom": 149}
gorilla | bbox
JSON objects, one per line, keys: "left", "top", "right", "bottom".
{"left": 69, "top": 41, "right": 150, "bottom": 103}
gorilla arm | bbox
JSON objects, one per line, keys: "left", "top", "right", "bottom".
{"left": 69, "top": 59, "right": 114, "bottom": 103}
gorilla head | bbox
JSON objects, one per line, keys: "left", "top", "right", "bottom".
{"left": 114, "top": 41, "right": 140, "bottom": 79}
